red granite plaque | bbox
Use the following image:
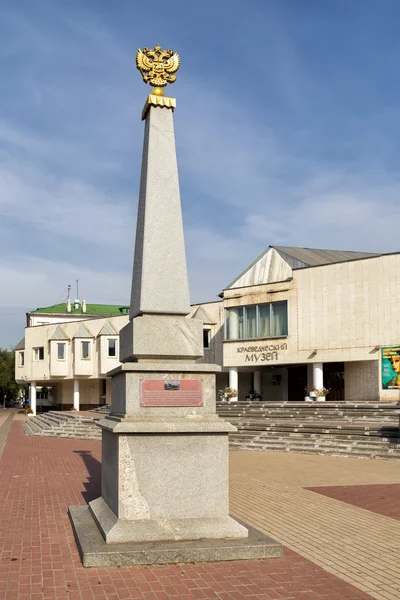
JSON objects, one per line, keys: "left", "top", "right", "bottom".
{"left": 140, "top": 379, "right": 203, "bottom": 407}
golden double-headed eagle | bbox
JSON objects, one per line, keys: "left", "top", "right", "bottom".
{"left": 136, "top": 44, "right": 180, "bottom": 94}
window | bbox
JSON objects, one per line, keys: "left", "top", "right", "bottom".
{"left": 81, "top": 341, "right": 90, "bottom": 359}
{"left": 108, "top": 339, "right": 116, "bottom": 357}
{"left": 225, "top": 306, "right": 244, "bottom": 340}
{"left": 245, "top": 305, "right": 257, "bottom": 339}
{"left": 225, "top": 301, "right": 288, "bottom": 340}
{"left": 203, "top": 329, "right": 211, "bottom": 350}
{"left": 19, "top": 352, "right": 24, "bottom": 367}
{"left": 270, "top": 301, "right": 288, "bottom": 337}
{"left": 57, "top": 343, "right": 66, "bottom": 360}
{"left": 33, "top": 347, "right": 44, "bottom": 361}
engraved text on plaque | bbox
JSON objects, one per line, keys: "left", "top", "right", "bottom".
{"left": 140, "top": 379, "right": 203, "bottom": 407}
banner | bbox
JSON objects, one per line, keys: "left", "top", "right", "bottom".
{"left": 381, "top": 346, "right": 400, "bottom": 389}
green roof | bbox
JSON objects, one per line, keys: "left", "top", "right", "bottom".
{"left": 30, "top": 303, "right": 130, "bottom": 317}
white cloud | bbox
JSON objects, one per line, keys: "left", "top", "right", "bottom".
{"left": 0, "top": 157, "right": 134, "bottom": 249}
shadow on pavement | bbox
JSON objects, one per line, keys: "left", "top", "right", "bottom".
{"left": 73, "top": 450, "right": 101, "bottom": 503}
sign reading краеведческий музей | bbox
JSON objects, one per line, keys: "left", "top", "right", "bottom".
{"left": 237, "top": 343, "right": 288, "bottom": 364}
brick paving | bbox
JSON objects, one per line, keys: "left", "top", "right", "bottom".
{"left": 229, "top": 452, "right": 400, "bottom": 600}
{"left": 0, "top": 411, "right": 16, "bottom": 460}
{"left": 0, "top": 419, "right": 376, "bottom": 600}
{"left": 307, "top": 484, "right": 400, "bottom": 522}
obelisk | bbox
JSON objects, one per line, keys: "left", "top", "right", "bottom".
{"left": 68, "top": 45, "right": 282, "bottom": 566}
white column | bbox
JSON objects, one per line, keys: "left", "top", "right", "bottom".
{"left": 253, "top": 371, "right": 262, "bottom": 394}
{"left": 73, "top": 379, "right": 80, "bottom": 411}
{"left": 312, "top": 363, "right": 324, "bottom": 390}
{"left": 30, "top": 382, "right": 37, "bottom": 416}
{"left": 229, "top": 368, "right": 238, "bottom": 401}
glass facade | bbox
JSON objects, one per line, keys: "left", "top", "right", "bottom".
{"left": 225, "top": 301, "right": 288, "bottom": 340}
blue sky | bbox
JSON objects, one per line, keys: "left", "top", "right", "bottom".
{"left": 1, "top": 0, "right": 400, "bottom": 347}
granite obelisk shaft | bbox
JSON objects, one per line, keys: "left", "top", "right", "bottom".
{"left": 130, "top": 105, "right": 190, "bottom": 319}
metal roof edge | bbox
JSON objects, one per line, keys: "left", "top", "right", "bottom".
{"left": 292, "top": 251, "right": 396, "bottom": 271}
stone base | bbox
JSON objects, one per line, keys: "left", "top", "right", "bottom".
{"left": 68, "top": 506, "right": 283, "bottom": 567}
{"left": 119, "top": 316, "right": 203, "bottom": 362}
{"left": 89, "top": 497, "right": 248, "bottom": 543}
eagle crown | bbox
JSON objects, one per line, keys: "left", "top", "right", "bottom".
{"left": 136, "top": 44, "right": 180, "bottom": 96}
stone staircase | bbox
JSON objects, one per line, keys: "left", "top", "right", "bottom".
{"left": 22, "top": 411, "right": 101, "bottom": 441}
{"left": 217, "top": 401, "right": 400, "bottom": 460}
{"left": 90, "top": 405, "right": 111, "bottom": 414}
{"left": 22, "top": 402, "right": 400, "bottom": 459}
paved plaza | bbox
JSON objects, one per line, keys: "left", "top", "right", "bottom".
{"left": 0, "top": 411, "right": 399, "bottom": 600}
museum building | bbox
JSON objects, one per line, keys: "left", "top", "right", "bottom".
{"left": 15, "top": 245, "right": 400, "bottom": 413}
{"left": 219, "top": 245, "right": 400, "bottom": 404}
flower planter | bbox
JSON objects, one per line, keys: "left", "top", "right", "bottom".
{"left": 304, "top": 396, "right": 313, "bottom": 402}
{"left": 219, "top": 387, "right": 238, "bottom": 403}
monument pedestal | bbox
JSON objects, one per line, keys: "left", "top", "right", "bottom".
{"left": 69, "top": 362, "right": 283, "bottom": 564}
{"left": 89, "top": 419, "right": 247, "bottom": 544}
{"left": 87, "top": 362, "right": 247, "bottom": 544}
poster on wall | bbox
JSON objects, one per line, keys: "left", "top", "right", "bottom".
{"left": 381, "top": 346, "right": 400, "bottom": 389}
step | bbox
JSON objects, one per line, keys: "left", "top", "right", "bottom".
{"left": 49, "top": 411, "right": 100, "bottom": 423}
{"left": 22, "top": 420, "right": 37, "bottom": 435}
{"left": 32, "top": 415, "right": 55, "bottom": 429}
{"left": 217, "top": 401, "right": 400, "bottom": 408}
{"left": 231, "top": 425, "right": 399, "bottom": 435}
{"left": 230, "top": 432, "right": 400, "bottom": 445}
{"left": 34, "top": 430, "right": 101, "bottom": 440}
{"left": 229, "top": 443, "right": 400, "bottom": 460}
{"left": 218, "top": 414, "right": 400, "bottom": 423}
{"left": 229, "top": 436, "right": 400, "bottom": 449}
{"left": 22, "top": 412, "right": 101, "bottom": 440}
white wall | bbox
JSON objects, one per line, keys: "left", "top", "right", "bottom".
{"left": 29, "top": 313, "right": 93, "bottom": 327}
{"left": 99, "top": 336, "right": 119, "bottom": 375}
{"left": 73, "top": 338, "right": 95, "bottom": 376}
{"left": 344, "top": 361, "right": 380, "bottom": 402}
{"left": 49, "top": 340, "right": 69, "bottom": 377}
{"left": 190, "top": 301, "right": 225, "bottom": 368}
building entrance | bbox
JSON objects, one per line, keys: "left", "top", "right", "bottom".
{"left": 287, "top": 362, "right": 345, "bottom": 402}
{"left": 288, "top": 366, "right": 307, "bottom": 401}
{"left": 323, "top": 362, "right": 344, "bottom": 401}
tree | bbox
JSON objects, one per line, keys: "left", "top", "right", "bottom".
{"left": 0, "top": 348, "right": 20, "bottom": 405}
